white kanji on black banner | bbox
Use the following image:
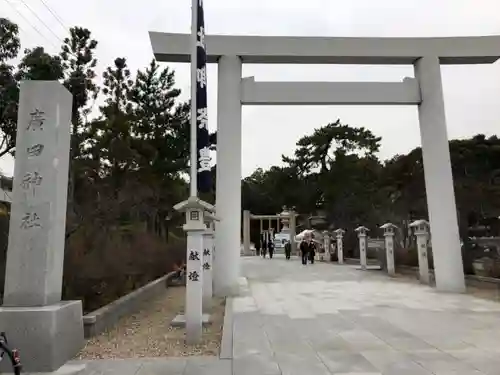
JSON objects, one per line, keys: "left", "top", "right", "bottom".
{"left": 195, "top": 0, "right": 212, "bottom": 193}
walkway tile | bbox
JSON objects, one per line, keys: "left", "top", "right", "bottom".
{"left": 337, "top": 330, "right": 392, "bottom": 350}
{"left": 274, "top": 352, "right": 330, "bottom": 375}
{"left": 306, "top": 333, "right": 353, "bottom": 352}
{"left": 232, "top": 354, "right": 280, "bottom": 375}
{"left": 136, "top": 358, "right": 187, "bottom": 374}
{"left": 82, "top": 359, "right": 143, "bottom": 375}
{"left": 407, "top": 349, "right": 485, "bottom": 375}
{"left": 183, "top": 357, "right": 231, "bottom": 375}
{"left": 317, "top": 350, "right": 380, "bottom": 373}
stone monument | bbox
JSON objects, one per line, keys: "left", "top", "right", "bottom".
{"left": 0, "top": 81, "right": 83, "bottom": 372}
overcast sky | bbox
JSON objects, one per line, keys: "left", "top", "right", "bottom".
{"left": 1, "top": 0, "right": 500, "bottom": 177}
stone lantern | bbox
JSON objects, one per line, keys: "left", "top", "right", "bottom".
{"left": 173, "top": 196, "right": 214, "bottom": 343}
{"left": 276, "top": 206, "right": 298, "bottom": 255}
{"left": 354, "top": 226, "right": 370, "bottom": 270}
{"left": 322, "top": 230, "right": 331, "bottom": 262}
{"left": 279, "top": 207, "right": 291, "bottom": 233}
{"left": 333, "top": 229, "right": 345, "bottom": 264}
{"left": 380, "top": 223, "right": 398, "bottom": 277}
{"left": 410, "top": 219, "right": 431, "bottom": 284}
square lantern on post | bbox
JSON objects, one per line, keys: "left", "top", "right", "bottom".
{"left": 410, "top": 219, "right": 429, "bottom": 236}
{"left": 333, "top": 228, "right": 346, "bottom": 264}
{"left": 354, "top": 226, "right": 370, "bottom": 270}
{"left": 354, "top": 226, "right": 369, "bottom": 237}
{"left": 322, "top": 230, "right": 333, "bottom": 262}
{"left": 174, "top": 196, "right": 215, "bottom": 232}
{"left": 409, "top": 219, "right": 431, "bottom": 285}
{"left": 380, "top": 223, "right": 397, "bottom": 236}
{"left": 380, "top": 223, "right": 398, "bottom": 277}
{"left": 333, "top": 228, "right": 345, "bottom": 238}
{"left": 173, "top": 196, "right": 215, "bottom": 344}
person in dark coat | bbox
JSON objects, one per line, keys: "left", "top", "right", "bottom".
{"left": 268, "top": 241, "right": 275, "bottom": 259}
{"left": 255, "top": 240, "right": 261, "bottom": 256}
{"left": 299, "top": 239, "right": 309, "bottom": 265}
{"left": 262, "top": 240, "right": 267, "bottom": 258}
{"left": 284, "top": 241, "right": 291, "bottom": 260}
{"left": 308, "top": 241, "right": 316, "bottom": 264}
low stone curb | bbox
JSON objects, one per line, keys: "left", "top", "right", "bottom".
{"left": 28, "top": 363, "right": 87, "bottom": 375}
{"left": 83, "top": 271, "right": 177, "bottom": 338}
{"left": 397, "top": 264, "right": 500, "bottom": 288}
{"left": 219, "top": 297, "right": 234, "bottom": 360}
{"left": 466, "top": 274, "right": 500, "bottom": 285}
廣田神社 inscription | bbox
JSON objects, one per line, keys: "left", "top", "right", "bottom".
{"left": 20, "top": 211, "right": 41, "bottom": 229}
{"left": 27, "top": 143, "right": 44, "bottom": 157}
{"left": 21, "top": 106, "right": 47, "bottom": 225}
{"left": 27, "top": 108, "right": 45, "bottom": 131}
{"left": 21, "top": 171, "right": 43, "bottom": 190}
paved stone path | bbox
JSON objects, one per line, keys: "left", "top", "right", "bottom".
{"left": 45, "top": 255, "right": 500, "bottom": 375}
{"left": 232, "top": 255, "right": 500, "bottom": 375}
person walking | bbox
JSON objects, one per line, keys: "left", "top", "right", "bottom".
{"left": 300, "top": 238, "right": 309, "bottom": 265}
{"left": 268, "top": 241, "right": 275, "bottom": 259}
{"left": 284, "top": 240, "right": 291, "bottom": 260}
{"left": 255, "top": 240, "right": 261, "bottom": 256}
{"left": 262, "top": 240, "right": 267, "bottom": 258}
{"left": 308, "top": 240, "right": 316, "bottom": 264}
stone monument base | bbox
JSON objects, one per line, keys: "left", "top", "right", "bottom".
{"left": 0, "top": 301, "right": 84, "bottom": 373}
{"left": 171, "top": 313, "right": 211, "bottom": 328}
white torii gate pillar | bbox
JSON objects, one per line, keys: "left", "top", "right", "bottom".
{"left": 242, "top": 210, "right": 251, "bottom": 255}
{"left": 214, "top": 55, "right": 242, "bottom": 296}
{"left": 414, "top": 57, "right": 465, "bottom": 293}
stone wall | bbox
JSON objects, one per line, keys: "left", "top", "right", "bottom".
{"left": 83, "top": 271, "right": 177, "bottom": 338}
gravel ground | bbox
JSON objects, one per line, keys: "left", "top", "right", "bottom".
{"left": 77, "top": 286, "right": 225, "bottom": 359}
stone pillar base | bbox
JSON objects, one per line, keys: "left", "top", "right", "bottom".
{"left": 0, "top": 300, "right": 84, "bottom": 373}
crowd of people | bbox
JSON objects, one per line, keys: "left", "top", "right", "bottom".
{"left": 254, "top": 235, "right": 317, "bottom": 265}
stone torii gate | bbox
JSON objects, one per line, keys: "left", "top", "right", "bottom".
{"left": 149, "top": 31, "right": 500, "bottom": 294}
{"left": 243, "top": 209, "right": 298, "bottom": 256}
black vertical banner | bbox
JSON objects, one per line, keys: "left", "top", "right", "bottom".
{"left": 195, "top": 0, "right": 212, "bottom": 193}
